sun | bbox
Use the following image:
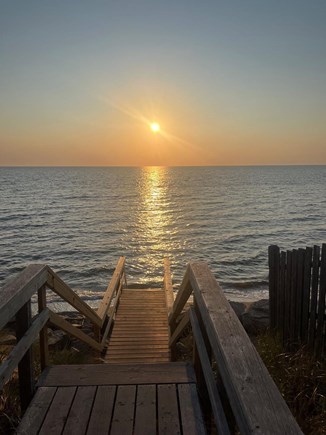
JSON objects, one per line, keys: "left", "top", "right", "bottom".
{"left": 150, "top": 122, "right": 160, "bottom": 133}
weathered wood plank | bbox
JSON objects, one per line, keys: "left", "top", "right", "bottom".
{"left": 100, "top": 282, "right": 122, "bottom": 346}
{"left": 189, "top": 262, "right": 302, "bottom": 435}
{"left": 134, "top": 384, "right": 156, "bottom": 435}
{"left": 97, "top": 257, "right": 125, "bottom": 323}
{"left": 157, "top": 384, "right": 181, "bottom": 434}
{"left": 49, "top": 311, "right": 103, "bottom": 352}
{"left": 308, "top": 245, "right": 320, "bottom": 349}
{"left": 86, "top": 386, "right": 116, "bottom": 435}
{"left": 301, "top": 247, "right": 312, "bottom": 342}
{"left": 0, "top": 308, "right": 50, "bottom": 390}
{"left": 0, "top": 264, "right": 48, "bottom": 329}
{"left": 17, "top": 386, "right": 56, "bottom": 435}
{"left": 63, "top": 386, "right": 96, "bottom": 434}
{"left": 38, "top": 286, "right": 49, "bottom": 370}
{"left": 316, "top": 243, "right": 326, "bottom": 357}
{"left": 290, "top": 249, "right": 298, "bottom": 344}
{"left": 164, "top": 258, "right": 175, "bottom": 315}
{"left": 16, "top": 300, "right": 34, "bottom": 412}
{"left": 278, "top": 251, "right": 286, "bottom": 336}
{"left": 169, "top": 310, "right": 190, "bottom": 347}
{"left": 189, "top": 307, "right": 230, "bottom": 435}
{"left": 295, "top": 249, "right": 305, "bottom": 342}
{"left": 110, "top": 385, "right": 136, "bottom": 435}
{"left": 47, "top": 267, "right": 102, "bottom": 328}
{"left": 38, "top": 386, "right": 76, "bottom": 435}
{"left": 169, "top": 265, "right": 192, "bottom": 332}
{"left": 38, "top": 363, "right": 196, "bottom": 387}
{"left": 268, "top": 245, "right": 279, "bottom": 329}
{"left": 178, "top": 383, "right": 207, "bottom": 435}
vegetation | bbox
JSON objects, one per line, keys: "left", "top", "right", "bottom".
{"left": 254, "top": 332, "right": 326, "bottom": 435}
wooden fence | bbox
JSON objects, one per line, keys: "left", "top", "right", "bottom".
{"left": 269, "top": 244, "right": 326, "bottom": 358}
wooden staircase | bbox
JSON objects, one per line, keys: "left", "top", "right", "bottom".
{"left": 105, "top": 288, "right": 170, "bottom": 363}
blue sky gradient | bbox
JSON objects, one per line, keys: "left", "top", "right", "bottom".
{"left": 1, "top": 1, "right": 325, "bottom": 165}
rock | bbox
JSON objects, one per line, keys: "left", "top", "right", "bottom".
{"left": 229, "top": 301, "right": 246, "bottom": 319}
{"left": 47, "top": 329, "right": 70, "bottom": 349}
{"left": 241, "top": 299, "right": 269, "bottom": 335}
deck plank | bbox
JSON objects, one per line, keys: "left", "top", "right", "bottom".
{"left": 63, "top": 386, "right": 96, "bottom": 435}
{"left": 38, "top": 363, "right": 196, "bottom": 386}
{"left": 158, "top": 384, "right": 181, "bottom": 435}
{"left": 17, "top": 386, "right": 56, "bottom": 435}
{"left": 178, "top": 383, "right": 207, "bottom": 435}
{"left": 110, "top": 385, "right": 136, "bottom": 435}
{"left": 86, "top": 386, "right": 116, "bottom": 435}
{"left": 134, "top": 384, "right": 157, "bottom": 435}
{"left": 39, "top": 386, "right": 76, "bottom": 435}
{"left": 105, "top": 287, "right": 170, "bottom": 364}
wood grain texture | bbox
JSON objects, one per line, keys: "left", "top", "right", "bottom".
{"left": 37, "top": 363, "right": 196, "bottom": 386}
{"left": 105, "top": 288, "right": 170, "bottom": 363}
{"left": 17, "top": 386, "right": 56, "bottom": 435}
{"left": 157, "top": 384, "right": 181, "bottom": 434}
{"left": 47, "top": 267, "right": 102, "bottom": 328}
{"left": 86, "top": 386, "right": 116, "bottom": 435}
{"left": 0, "top": 264, "right": 48, "bottom": 329}
{"left": 178, "top": 383, "right": 207, "bottom": 435}
{"left": 0, "top": 308, "right": 49, "bottom": 390}
{"left": 163, "top": 258, "right": 175, "bottom": 315}
{"left": 189, "top": 307, "right": 230, "bottom": 435}
{"left": 134, "top": 384, "right": 156, "bottom": 435}
{"left": 38, "top": 386, "right": 76, "bottom": 435}
{"left": 110, "top": 385, "right": 136, "bottom": 435}
{"left": 97, "top": 257, "right": 125, "bottom": 323}
{"left": 189, "top": 261, "right": 302, "bottom": 435}
{"left": 49, "top": 311, "right": 103, "bottom": 352}
{"left": 63, "top": 386, "right": 96, "bottom": 435}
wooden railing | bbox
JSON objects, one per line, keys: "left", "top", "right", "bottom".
{"left": 0, "top": 258, "right": 125, "bottom": 411}
{"left": 163, "top": 258, "right": 174, "bottom": 316}
{"left": 169, "top": 262, "right": 303, "bottom": 435}
{"left": 269, "top": 244, "right": 325, "bottom": 358}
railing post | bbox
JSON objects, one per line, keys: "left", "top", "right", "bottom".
{"left": 38, "top": 286, "right": 49, "bottom": 370}
{"left": 16, "top": 300, "right": 34, "bottom": 412}
{"left": 192, "top": 299, "right": 210, "bottom": 406}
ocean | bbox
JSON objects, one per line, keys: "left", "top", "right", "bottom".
{"left": 1, "top": 166, "right": 325, "bottom": 308}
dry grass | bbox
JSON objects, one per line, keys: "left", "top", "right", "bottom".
{"left": 254, "top": 332, "right": 326, "bottom": 435}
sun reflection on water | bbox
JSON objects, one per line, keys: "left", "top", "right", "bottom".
{"left": 134, "top": 166, "right": 174, "bottom": 281}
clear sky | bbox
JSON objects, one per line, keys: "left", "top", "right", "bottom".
{"left": 1, "top": 1, "right": 325, "bottom": 166}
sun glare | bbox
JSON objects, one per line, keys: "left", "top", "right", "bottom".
{"left": 150, "top": 122, "right": 160, "bottom": 133}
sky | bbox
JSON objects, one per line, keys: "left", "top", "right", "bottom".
{"left": 0, "top": 1, "right": 325, "bottom": 166}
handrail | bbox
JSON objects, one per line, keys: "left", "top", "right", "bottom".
{"left": 0, "top": 264, "right": 48, "bottom": 330}
{"left": 169, "top": 262, "right": 303, "bottom": 435}
{"left": 46, "top": 267, "right": 102, "bottom": 327}
{"left": 163, "top": 258, "right": 174, "bottom": 315}
{"left": 0, "top": 309, "right": 50, "bottom": 390}
{"left": 0, "top": 259, "right": 125, "bottom": 410}
{"left": 97, "top": 256, "right": 126, "bottom": 325}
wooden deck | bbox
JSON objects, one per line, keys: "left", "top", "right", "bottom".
{"left": 18, "top": 363, "right": 206, "bottom": 435}
{"left": 105, "top": 288, "right": 170, "bottom": 364}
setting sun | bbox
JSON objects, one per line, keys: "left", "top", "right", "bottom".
{"left": 150, "top": 122, "right": 160, "bottom": 133}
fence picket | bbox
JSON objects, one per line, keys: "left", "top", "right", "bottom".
{"left": 269, "top": 244, "right": 325, "bottom": 359}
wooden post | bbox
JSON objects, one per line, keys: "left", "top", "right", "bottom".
{"left": 316, "top": 244, "right": 326, "bottom": 358}
{"left": 16, "top": 300, "right": 34, "bottom": 412}
{"left": 308, "top": 245, "right": 320, "bottom": 350}
{"left": 38, "top": 286, "right": 49, "bottom": 370}
{"left": 268, "top": 245, "right": 279, "bottom": 329}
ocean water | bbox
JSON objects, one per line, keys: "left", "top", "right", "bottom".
{"left": 0, "top": 166, "right": 325, "bottom": 307}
